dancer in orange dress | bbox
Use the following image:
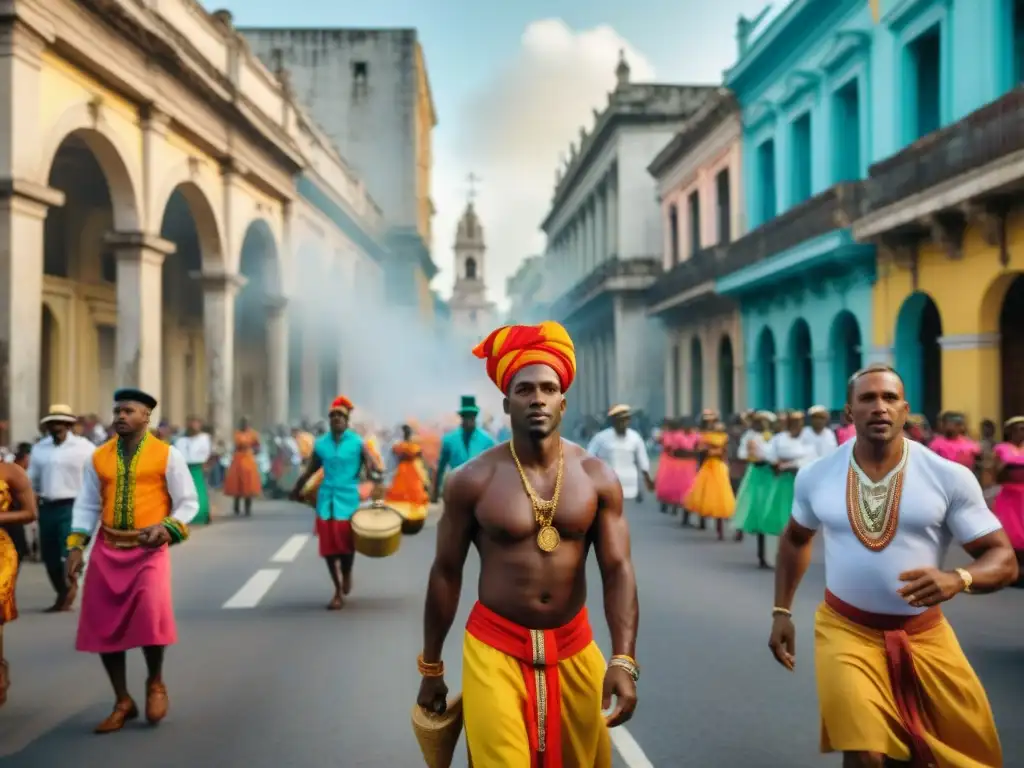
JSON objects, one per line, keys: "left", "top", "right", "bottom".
{"left": 0, "top": 462, "right": 38, "bottom": 707}
{"left": 684, "top": 421, "right": 736, "bottom": 541}
{"left": 224, "top": 418, "right": 262, "bottom": 517}
{"left": 385, "top": 425, "right": 430, "bottom": 533}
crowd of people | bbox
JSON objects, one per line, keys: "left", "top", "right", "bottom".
{"left": 0, "top": 316, "right": 1021, "bottom": 768}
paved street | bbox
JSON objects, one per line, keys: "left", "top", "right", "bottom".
{"left": 1, "top": 497, "right": 1022, "bottom": 767}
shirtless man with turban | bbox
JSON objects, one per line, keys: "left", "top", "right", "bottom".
{"left": 416, "top": 321, "right": 640, "bottom": 767}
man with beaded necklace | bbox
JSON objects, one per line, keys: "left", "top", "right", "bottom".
{"left": 769, "top": 364, "right": 1017, "bottom": 767}
{"left": 65, "top": 388, "right": 199, "bottom": 734}
{"left": 416, "top": 321, "right": 640, "bottom": 767}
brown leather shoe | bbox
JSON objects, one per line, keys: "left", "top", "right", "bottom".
{"left": 95, "top": 699, "right": 138, "bottom": 734}
{"left": 145, "top": 680, "right": 168, "bottom": 724}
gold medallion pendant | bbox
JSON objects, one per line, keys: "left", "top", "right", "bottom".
{"left": 536, "top": 525, "right": 560, "bottom": 552}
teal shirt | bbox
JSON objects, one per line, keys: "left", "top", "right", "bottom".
{"left": 436, "top": 428, "right": 496, "bottom": 487}
{"left": 313, "top": 430, "right": 364, "bottom": 521}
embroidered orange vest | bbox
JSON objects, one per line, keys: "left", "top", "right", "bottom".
{"left": 93, "top": 434, "right": 172, "bottom": 530}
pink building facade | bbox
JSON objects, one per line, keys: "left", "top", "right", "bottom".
{"left": 647, "top": 91, "right": 746, "bottom": 418}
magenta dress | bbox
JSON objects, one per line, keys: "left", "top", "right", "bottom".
{"left": 929, "top": 436, "right": 981, "bottom": 468}
{"left": 993, "top": 443, "right": 1024, "bottom": 550}
{"left": 654, "top": 431, "right": 698, "bottom": 505}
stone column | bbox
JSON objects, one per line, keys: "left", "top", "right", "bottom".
{"left": 107, "top": 232, "right": 176, "bottom": 415}
{"left": 0, "top": 182, "right": 63, "bottom": 440}
{"left": 812, "top": 351, "right": 833, "bottom": 410}
{"left": 606, "top": 177, "right": 618, "bottom": 259}
{"left": 192, "top": 269, "right": 244, "bottom": 443}
{"left": 265, "top": 297, "right": 289, "bottom": 427}
{"left": 595, "top": 187, "right": 606, "bottom": 267}
{"left": 938, "top": 333, "right": 1001, "bottom": 425}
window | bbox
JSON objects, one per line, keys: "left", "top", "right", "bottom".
{"left": 687, "top": 191, "right": 701, "bottom": 256}
{"left": 465, "top": 256, "right": 477, "bottom": 280}
{"left": 668, "top": 204, "right": 680, "bottom": 266}
{"left": 352, "top": 60, "right": 368, "bottom": 99}
{"left": 905, "top": 27, "right": 941, "bottom": 141}
{"left": 789, "top": 112, "right": 812, "bottom": 204}
{"left": 757, "top": 139, "right": 777, "bottom": 224}
{"left": 715, "top": 169, "right": 731, "bottom": 244}
{"left": 832, "top": 80, "right": 861, "bottom": 182}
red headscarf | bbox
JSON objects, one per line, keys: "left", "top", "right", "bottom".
{"left": 472, "top": 321, "right": 576, "bottom": 393}
{"left": 329, "top": 395, "right": 353, "bottom": 415}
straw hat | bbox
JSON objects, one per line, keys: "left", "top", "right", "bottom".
{"left": 608, "top": 404, "right": 630, "bottom": 418}
{"left": 40, "top": 404, "right": 76, "bottom": 425}
{"left": 411, "top": 695, "right": 464, "bottom": 768}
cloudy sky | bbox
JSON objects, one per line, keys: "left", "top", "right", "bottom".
{"left": 208, "top": 0, "right": 781, "bottom": 306}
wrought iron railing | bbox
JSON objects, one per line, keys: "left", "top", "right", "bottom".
{"left": 549, "top": 256, "right": 661, "bottom": 318}
{"left": 864, "top": 86, "right": 1024, "bottom": 211}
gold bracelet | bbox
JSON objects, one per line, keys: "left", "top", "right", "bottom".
{"left": 772, "top": 606, "right": 792, "bottom": 617}
{"left": 608, "top": 656, "right": 640, "bottom": 682}
{"left": 954, "top": 567, "right": 974, "bottom": 594}
{"left": 66, "top": 532, "right": 88, "bottom": 551}
{"left": 417, "top": 654, "right": 444, "bottom": 678}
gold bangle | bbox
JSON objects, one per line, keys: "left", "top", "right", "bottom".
{"left": 772, "top": 606, "right": 792, "bottom": 617}
{"left": 608, "top": 656, "right": 640, "bottom": 682}
{"left": 66, "top": 532, "right": 88, "bottom": 550}
{"left": 417, "top": 654, "right": 444, "bottom": 678}
{"left": 610, "top": 654, "right": 637, "bottom": 666}
{"left": 954, "top": 567, "right": 974, "bottom": 594}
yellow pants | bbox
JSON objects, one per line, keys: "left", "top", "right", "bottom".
{"left": 462, "top": 632, "right": 612, "bottom": 767}
{"left": 815, "top": 602, "right": 1002, "bottom": 767}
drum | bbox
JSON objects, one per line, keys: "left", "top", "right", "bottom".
{"left": 350, "top": 503, "right": 403, "bottom": 558}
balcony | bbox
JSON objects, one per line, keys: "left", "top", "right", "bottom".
{"left": 549, "top": 257, "right": 661, "bottom": 321}
{"left": 647, "top": 182, "right": 864, "bottom": 310}
{"left": 854, "top": 86, "right": 1024, "bottom": 253}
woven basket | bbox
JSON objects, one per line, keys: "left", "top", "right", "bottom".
{"left": 351, "top": 504, "right": 403, "bottom": 558}
{"left": 411, "top": 694, "right": 463, "bottom": 768}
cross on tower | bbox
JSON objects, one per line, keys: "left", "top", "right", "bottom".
{"left": 467, "top": 172, "right": 481, "bottom": 203}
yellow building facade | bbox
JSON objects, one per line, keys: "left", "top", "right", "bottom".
{"left": 1, "top": 0, "right": 388, "bottom": 443}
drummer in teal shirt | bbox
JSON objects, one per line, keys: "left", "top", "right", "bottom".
{"left": 431, "top": 395, "right": 496, "bottom": 502}
{"left": 292, "top": 395, "right": 383, "bottom": 610}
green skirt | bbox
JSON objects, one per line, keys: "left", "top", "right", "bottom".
{"left": 734, "top": 463, "right": 773, "bottom": 530}
{"left": 742, "top": 470, "right": 795, "bottom": 537}
{"left": 189, "top": 464, "right": 211, "bottom": 525}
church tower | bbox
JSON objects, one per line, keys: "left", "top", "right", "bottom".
{"left": 448, "top": 197, "right": 496, "bottom": 340}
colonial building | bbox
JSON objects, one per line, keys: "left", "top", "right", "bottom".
{"left": 447, "top": 203, "right": 497, "bottom": 342}
{"left": 719, "top": 3, "right": 877, "bottom": 415}
{"left": 646, "top": 90, "right": 745, "bottom": 418}
{"left": 2, "top": 0, "right": 387, "bottom": 443}
{"left": 852, "top": 0, "right": 1024, "bottom": 427}
{"left": 505, "top": 255, "right": 547, "bottom": 325}
{"left": 238, "top": 27, "right": 440, "bottom": 322}
{"left": 541, "top": 53, "right": 716, "bottom": 427}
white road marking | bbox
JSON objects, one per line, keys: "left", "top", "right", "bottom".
{"left": 270, "top": 534, "right": 310, "bottom": 563}
{"left": 611, "top": 726, "right": 656, "bottom": 767}
{"left": 222, "top": 569, "right": 282, "bottom": 609}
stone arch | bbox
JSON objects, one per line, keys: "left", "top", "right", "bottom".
{"left": 234, "top": 219, "right": 284, "bottom": 426}
{"left": 689, "top": 335, "right": 703, "bottom": 416}
{"left": 151, "top": 173, "right": 225, "bottom": 270}
{"left": 755, "top": 326, "right": 777, "bottom": 410}
{"left": 39, "top": 106, "right": 142, "bottom": 231}
{"left": 465, "top": 256, "right": 477, "bottom": 280}
{"left": 718, "top": 334, "right": 735, "bottom": 416}
{"left": 894, "top": 291, "right": 943, "bottom": 423}
{"left": 787, "top": 318, "right": 814, "bottom": 410}
{"left": 829, "top": 310, "right": 863, "bottom": 407}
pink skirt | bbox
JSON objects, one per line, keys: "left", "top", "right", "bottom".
{"left": 316, "top": 518, "right": 354, "bottom": 557}
{"left": 76, "top": 539, "right": 176, "bottom": 653}
{"left": 655, "top": 456, "right": 698, "bottom": 505}
{"left": 993, "top": 483, "right": 1024, "bottom": 550}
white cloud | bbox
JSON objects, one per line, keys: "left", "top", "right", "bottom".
{"left": 430, "top": 19, "right": 656, "bottom": 309}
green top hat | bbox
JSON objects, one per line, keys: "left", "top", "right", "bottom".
{"left": 457, "top": 395, "right": 480, "bottom": 416}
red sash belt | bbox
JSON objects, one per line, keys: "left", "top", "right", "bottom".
{"left": 825, "top": 590, "right": 940, "bottom": 767}
{"left": 466, "top": 601, "right": 593, "bottom": 768}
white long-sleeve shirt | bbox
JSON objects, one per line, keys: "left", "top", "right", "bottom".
{"left": 71, "top": 445, "right": 199, "bottom": 534}
{"left": 174, "top": 433, "right": 212, "bottom": 465}
{"left": 800, "top": 425, "right": 838, "bottom": 459}
{"left": 765, "top": 432, "right": 816, "bottom": 470}
{"left": 586, "top": 427, "right": 650, "bottom": 500}
{"left": 28, "top": 434, "right": 96, "bottom": 500}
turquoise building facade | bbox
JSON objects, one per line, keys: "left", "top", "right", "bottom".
{"left": 718, "top": 0, "right": 881, "bottom": 413}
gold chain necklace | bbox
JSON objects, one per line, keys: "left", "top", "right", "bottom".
{"left": 510, "top": 439, "right": 564, "bottom": 552}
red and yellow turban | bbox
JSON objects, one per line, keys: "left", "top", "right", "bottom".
{"left": 472, "top": 321, "right": 576, "bottom": 393}
{"left": 329, "top": 395, "right": 353, "bottom": 415}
